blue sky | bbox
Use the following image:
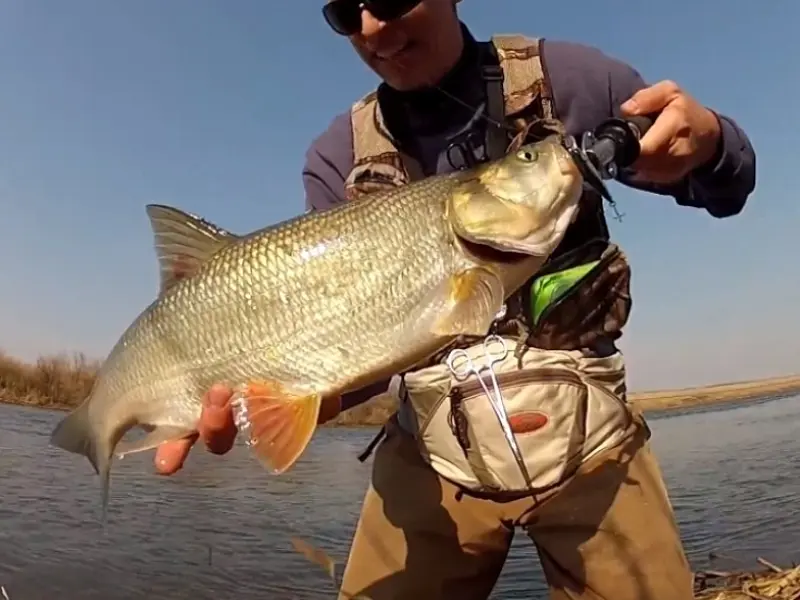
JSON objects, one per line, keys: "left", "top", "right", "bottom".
{"left": 0, "top": 1, "right": 797, "bottom": 391}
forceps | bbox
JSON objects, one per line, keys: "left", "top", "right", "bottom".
{"left": 446, "top": 335, "right": 534, "bottom": 490}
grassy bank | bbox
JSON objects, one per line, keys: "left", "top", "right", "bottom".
{"left": 1, "top": 350, "right": 799, "bottom": 426}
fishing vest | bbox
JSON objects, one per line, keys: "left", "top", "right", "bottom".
{"left": 343, "top": 34, "right": 633, "bottom": 358}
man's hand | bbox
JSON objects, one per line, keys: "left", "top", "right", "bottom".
{"left": 621, "top": 80, "right": 722, "bottom": 184}
{"left": 154, "top": 383, "right": 238, "bottom": 475}
{"left": 152, "top": 383, "right": 344, "bottom": 475}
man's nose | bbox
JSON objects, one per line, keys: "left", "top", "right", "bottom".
{"left": 359, "top": 8, "right": 387, "bottom": 37}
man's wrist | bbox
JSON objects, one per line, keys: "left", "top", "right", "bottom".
{"left": 692, "top": 111, "right": 738, "bottom": 180}
{"left": 693, "top": 109, "right": 724, "bottom": 174}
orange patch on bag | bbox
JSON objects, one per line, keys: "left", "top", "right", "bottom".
{"left": 508, "top": 411, "right": 549, "bottom": 434}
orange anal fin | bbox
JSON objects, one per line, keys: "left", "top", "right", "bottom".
{"left": 231, "top": 379, "right": 321, "bottom": 474}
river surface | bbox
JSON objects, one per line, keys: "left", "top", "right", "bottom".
{"left": 1, "top": 394, "right": 799, "bottom": 599}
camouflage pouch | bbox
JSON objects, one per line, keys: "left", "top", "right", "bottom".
{"left": 524, "top": 239, "right": 632, "bottom": 352}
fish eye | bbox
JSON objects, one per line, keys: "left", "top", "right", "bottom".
{"left": 516, "top": 149, "right": 538, "bottom": 162}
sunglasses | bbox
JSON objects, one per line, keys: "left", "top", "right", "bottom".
{"left": 322, "top": 0, "right": 423, "bottom": 36}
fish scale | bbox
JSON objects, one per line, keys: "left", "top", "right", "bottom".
{"left": 48, "top": 137, "right": 585, "bottom": 510}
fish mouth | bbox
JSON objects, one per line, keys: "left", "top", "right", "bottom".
{"left": 556, "top": 149, "right": 583, "bottom": 184}
{"left": 454, "top": 232, "right": 531, "bottom": 264}
{"left": 451, "top": 186, "right": 581, "bottom": 257}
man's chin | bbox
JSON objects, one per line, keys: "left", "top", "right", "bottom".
{"left": 370, "top": 50, "right": 433, "bottom": 90}
{"left": 376, "top": 66, "right": 432, "bottom": 92}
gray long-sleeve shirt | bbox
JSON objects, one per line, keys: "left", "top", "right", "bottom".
{"left": 300, "top": 34, "right": 757, "bottom": 410}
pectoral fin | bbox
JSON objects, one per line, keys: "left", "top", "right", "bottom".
{"left": 115, "top": 425, "right": 197, "bottom": 459}
{"left": 231, "top": 379, "right": 322, "bottom": 474}
{"left": 429, "top": 267, "right": 506, "bottom": 338}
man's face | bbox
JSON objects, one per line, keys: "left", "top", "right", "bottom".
{"left": 325, "top": 0, "right": 463, "bottom": 91}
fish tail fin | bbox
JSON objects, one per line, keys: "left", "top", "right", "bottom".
{"left": 50, "top": 400, "right": 101, "bottom": 471}
{"left": 49, "top": 400, "right": 113, "bottom": 517}
{"left": 231, "top": 379, "right": 322, "bottom": 474}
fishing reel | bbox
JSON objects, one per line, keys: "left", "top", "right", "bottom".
{"left": 563, "top": 114, "right": 655, "bottom": 222}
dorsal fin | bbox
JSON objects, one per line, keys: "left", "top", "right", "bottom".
{"left": 145, "top": 204, "right": 240, "bottom": 295}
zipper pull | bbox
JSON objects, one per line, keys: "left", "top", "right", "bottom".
{"left": 447, "top": 386, "right": 471, "bottom": 452}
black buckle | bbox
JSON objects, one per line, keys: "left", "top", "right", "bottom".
{"left": 446, "top": 131, "right": 488, "bottom": 170}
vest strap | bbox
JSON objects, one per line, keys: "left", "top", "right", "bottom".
{"left": 478, "top": 41, "right": 508, "bottom": 161}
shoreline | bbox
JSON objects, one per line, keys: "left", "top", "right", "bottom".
{"left": 628, "top": 375, "right": 800, "bottom": 413}
{"left": 2, "top": 347, "right": 799, "bottom": 426}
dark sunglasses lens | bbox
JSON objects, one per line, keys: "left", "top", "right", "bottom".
{"left": 323, "top": 0, "right": 423, "bottom": 35}
{"left": 368, "top": 0, "right": 422, "bottom": 22}
{"left": 322, "top": 0, "right": 362, "bottom": 35}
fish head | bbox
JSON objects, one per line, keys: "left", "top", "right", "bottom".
{"left": 447, "top": 135, "right": 584, "bottom": 256}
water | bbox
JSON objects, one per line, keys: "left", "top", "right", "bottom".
{"left": 1, "top": 395, "right": 798, "bottom": 599}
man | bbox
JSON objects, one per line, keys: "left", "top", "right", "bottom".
{"left": 154, "top": 1, "right": 756, "bottom": 599}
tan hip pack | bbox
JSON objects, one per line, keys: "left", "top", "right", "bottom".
{"left": 395, "top": 338, "right": 633, "bottom": 495}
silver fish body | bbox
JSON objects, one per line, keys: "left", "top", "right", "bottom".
{"left": 49, "top": 137, "right": 584, "bottom": 506}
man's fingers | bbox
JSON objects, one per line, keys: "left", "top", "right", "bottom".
{"left": 621, "top": 80, "right": 681, "bottom": 116}
{"left": 154, "top": 434, "right": 199, "bottom": 475}
{"left": 153, "top": 383, "right": 237, "bottom": 475}
{"left": 198, "top": 383, "right": 238, "bottom": 455}
{"left": 636, "top": 107, "right": 678, "bottom": 159}
{"left": 630, "top": 106, "right": 695, "bottom": 184}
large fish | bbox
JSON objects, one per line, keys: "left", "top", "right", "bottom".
{"left": 49, "top": 136, "right": 584, "bottom": 507}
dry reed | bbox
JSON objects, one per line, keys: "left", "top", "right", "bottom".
{"left": 694, "top": 558, "right": 800, "bottom": 600}
{"left": 0, "top": 350, "right": 98, "bottom": 410}
{"left": 0, "top": 349, "right": 395, "bottom": 425}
